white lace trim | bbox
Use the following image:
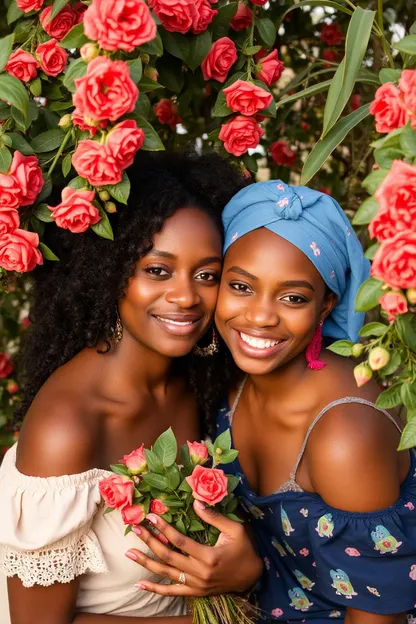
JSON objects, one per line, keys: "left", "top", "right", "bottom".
{"left": 0, "top": 531, "right": 108, "bottom": 588}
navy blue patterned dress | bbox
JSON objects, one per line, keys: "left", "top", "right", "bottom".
{"left": 216, "top": 386, "right": 416, "bottom": 623}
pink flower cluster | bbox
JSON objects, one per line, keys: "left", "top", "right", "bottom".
{"left": 148, "top": 0, "right": 217, "bottom": 35}
{"left": 0, "top": 152, "right": 44, "bottom": 273}
{"left": 370, "top": 71, "right": 416, "bottom": 133}
{"left": 154, "top": 99, "right": 182, "bottom": 129}
{"left": 5, "top": 40, "right": 68, "bottom": 80}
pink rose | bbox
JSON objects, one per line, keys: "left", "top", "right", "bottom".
{"left": 223, "top": 80, "right": 272, "bottom": 116}
{"left": 72, "top": 108, "right": 107, "bottom": 137}
{"left": 119, "top": 443, "right": 147, "bottom": 475}
{"left": 6, "top": 380, "right": 19, "bottom": 394}
{"left": 16, "top": 0, "right": 44, "bottom": 11}
{"left": 154, "top": 99, "right": 182, "bottom": 129}
{"left": 48, "top": 187, "right": 100, "bottom": 234}
{"left": 299, "top": 548, "right": 309, "bottom": 557}
{"left": 399, "top": 70, "right": 416, "bottom": 122}
{"left": 0, "top": 353, "right": 13, "bottom": 379}
{"left": 0, "top": 174, "right": 22, "bottom": 209}
{"left": 270, "top": 140, "right": 296, "bottom": 167}
{"left": 230, "top": 2, "right": 252, "bottom": 30}
{"left": 201, "top": 37, "right": 237, "bottom": 83}
{"left": 106, "top": 120, "right": 145, "bottom": 170}
{"left": 369, "top": 83, "right": 407, "bottom": 134}
{"left": 379, "top": 291, "right": 408, "bottom": 320}
{"left": 345, "top": 547, "right": 361, "bottom": 557}
{"left": 250, "top": 0, "right": 267, "bottom": 4}
{"left": 320, "top": 23, "right": 343, "bottom": 46}
{"left": 148, "top": 0, "right": 194, "bottom": 34}
{"left": 121, "top": 503, "right": 146, "bottom": 525}
{"left": 5, "top": 50, "right": 38, "bottom": 82}
{"left": 84, "top": 0, "right": 157, "bottom": 53}
{"left": 72, "top": 140, "right": 122, "bottom": 186}
{"left": 150, "top": 498, "right": 169, "bottom": 515}
{"left": 99, "top": 474, "right": 134, "bottom": 509}
{"left": 371, "top": 160, "right": 416, "bottom": 241}
{"left": 0, "top": 229, "right": 43, "bottom": 273}
{"left": 354, "top": 363, "right": 373, "bottom": 387}
{"left": 185, "top": 464, "right": 228, "bottom": 506}
{"left": 40, "top": 5, "right": 77, "bottom": 40}
{"left": 219, "top": 115, "right": 264, "bottom": 157}
{"left": 192, "top": 0, "right": 217, "bottom": 34}
{"left": 9, "top": 152, "right": 44, "bottom": 207}
{"left": 255, "top": 49, "right": 284, "bottom": 87}
{"left": 410, "top": 565, "right": 416, "bottom": 581}
{"left": 35, "top": 39, "right": 68, "bottom": 77}
{"left": 73, "top": 56, "right": 139, "bottom": 122}
{"left": 187, "top": 440, "right": 209, "bottom": 465}
{"left": 371, "top": 230, "right": 416, "bottom": 290}
{"left": 0, "top": 208, "right": 19, "bottom": 236}
{"left": 271, "top": 609, "right": 283, "bottom": 618}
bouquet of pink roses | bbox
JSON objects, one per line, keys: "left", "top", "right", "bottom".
{"left": 99, "top": 428, "right": 257, "bottom": 624}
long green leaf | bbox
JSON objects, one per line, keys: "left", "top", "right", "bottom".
{"left": 0, "top": 74, "right": 29, "bottom": 117}
{"left": 301, "top": 103, "right": 371, "bottom": 184}
{"left": 50, "top": 0, "right": 71, "bottom": 20}
{"left": 276, "top": 80, "right": 332, "bottom": 108}
{"left": 322, "top": 7, "right": 375, "bottom": 138}
{"left": 279, "top": 0, "right": 353, "bottom": 28}
{"left": 7, "top": 1, "right": 23, "bottom": 25}
{"left": 0, "top": 34, "right": 14, "bottom": 73}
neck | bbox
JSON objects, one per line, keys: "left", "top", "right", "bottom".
{"left": 248, "top": 351, "right": 309, "bottom": 403}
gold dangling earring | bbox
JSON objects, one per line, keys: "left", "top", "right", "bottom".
{"left": 193, "top": 326, "right": 219, "bottom": 357}
{"left": 112, "top": 309, "right": 123, "bottom": 347}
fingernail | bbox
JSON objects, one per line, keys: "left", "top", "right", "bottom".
{"left": 125, "top": 550, "right": 138, "bottom": 561}
{"left": 195, "top": 501, "right": 205, "bottom": 510}
{"left": 135, "top": 583, "right": 147, "bottom": 590}
{"left": 146, "top": 514, "right": 158, "bottom": 525}
{"left": 132, "top": 526, "right": 142, "bottom": 535}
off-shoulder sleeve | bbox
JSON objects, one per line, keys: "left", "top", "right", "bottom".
{"left": 308, "top": 470, "right": 416, "bottom": 615}
{"left": 0, "top": 444, "right": 109, "bottom": 587}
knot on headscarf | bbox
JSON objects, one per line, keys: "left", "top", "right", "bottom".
{"left": 222, "top": 180, "right": 370, "bottom": 343}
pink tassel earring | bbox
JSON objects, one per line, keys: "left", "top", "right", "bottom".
{"left": 306, "top": 320, "right": 327, "bottom": 370}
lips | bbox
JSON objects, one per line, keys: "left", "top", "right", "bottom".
{"left": 151, "top": 313, "right": 204, "bottom": 337}
{"left": 233, "top": 328, "right": 287, "bottom": 359}
{"left": 240, "top": 331, "right": 283, "bottom": 350}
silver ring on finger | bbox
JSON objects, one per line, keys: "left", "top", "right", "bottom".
{"left": 178, "top": 570, "right": 186, "bottom": 585}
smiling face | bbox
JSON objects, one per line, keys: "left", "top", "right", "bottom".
{"left": 215, "top": 228, "right": 336, "bottom": 375}
{"left": 119, "top": 206, "right": 222, "bottom": 358}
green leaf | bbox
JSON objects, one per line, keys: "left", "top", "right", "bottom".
{"left": 63, "top": 58, "right": 87, "bottom": 93}
{"left": 227, "top": 513, "right": 243, "bottom": 523}
{"left": 361, "top": 168, "right": 389, "bottom": 195}
{"left": 394, "top": 34, "right": 416, "bottom": 56}
{"left": 276, "top": 80, "right": 333, "bottom": 109}
{"left": 29, "top": 76, "right": 42, "bottom": 97}
{"left": 189, "top": 519, "right": 205, "bottom": 532}
{"left": 187, "top": 31, "right": 212, "bottom": 71}
{"left": 398, "top": 420, "right": 416, "bottom": 451}
{"left": 175, "top": 518, "right": 186, "bottom": 535}
{"left": 143, "top": 472, "right": 170, "bottom": 492}
{"left": 400, "top": 122, "right": 416, "bottom": 157}
{"left": 301, "top": 104, "right": 371, "bottom": 184}
{"left": 379, "top": 350, "right": 401, "bottom": 376}
{"left": 137, "top": 76, "right": 163, "bottom": 93}
{"left": 379, "top": 68, "right": 402, "bottom": 84}
{"left": 103, "top": 172, "right": 131, "bottom": 205}
{"left": 227, "top": 475, "right": 240, "bottom": 493}
{"left": 139, "top": 32, "right": 163, "bottom": 57}
{"left": 178, "top": 479, "right": 192, "bottom": 493}
{"left": 165, "top": 465, "right": 181, "bottom": 490}
{"left": 157, "top": 56, "right": 184, "bottom": 92}
{"left": 256, "top": 17, "right": 276, "bottom": 48}
{"left": 180, "top": 443, "right": 192, "bottom": 468}
{"left": 34, "top": 203, "right": 54, "bottom": 223}
{"left": 212, "top": 2, "right": 238, "bottom": 27}
{"left": 62, "top": 153, "right": 72, "bottom": 178}
{"left": 0, "top": 147, "right": 11, "bottom": 173}
{"left": 216, "top": 449, "right": 239, "bottom": 465}
{"left": 370, "top": 127, "right": 403, "bottom": 150}
{"left": 31, "top": 129, "right": 66, "bottom": 153}
{"left": 0, "top": 73, "right": 29, "bottom": 118}
{"left": 68, "top": 176, "right": 88, "bottom": 190}
{"left": 144, "top": 449, "right": 164, "bottom": 474}
{"left": 352, "top": 197, "right": 380, "bottom": 226}
{"left": 7, "top": 1, "right": 23, "bottom": 25}
{"left": 375, "top": 383, "right": 403, "bottom": 409}
{"left": 135, "top": 116, "right": 165, "bottom": 151}
{"left": 124, "top": 524, "right": 133, "bottom": 536}
{"left": 326, "top": 339, "right": 353, "bottom": 356}
{"left": 160, "top": 29, "right": 190, "bottom": 61}
{"left": 50, "top": 0, "right": 71, "bottom": 20}
{"left": 91, "top": 206, "right": 114, "bottom": 241}
{"left": 358, "top": 322, "right": 388, "bottom": 338}
{"left": 355, "top": 277, "right": 385, "bottom": 312}
{"left": 60, "top": 22, "right": 89, "bottom": 49}
{"left": 213, "top": 429, "right": 231, "bottom": 452}
{"left": 109, "top": 463, "right": 130, "bottom": 476}
{"left": 364, "top": 242, "right": 380, "bottom": 260}
{"left": 395, "top": 313, "right": 416, "bottom": 352}
{"left": 212, "top": 90, "right": 232, "bottom": 117}
{"left": 322, "top": 7, "right": 375, "bottom": 137}
{"left": 374, "top": 147, "right": 404, "bottom": 169}
{"left": 128, "top": 58, "right": 143, "bottom": 84}
{"left": 0, "top": 34, "right": 14, "bottom": 73}
{"left": 401, "top": 382, "right": 416, "bottom": 410}
{"left": 153, "top": 428, "right": 178, "bottom": 467}
{"left": 37, "top": 178, "right": 52, "bottom": 203}
{"left": 134, "top": 93, "right": 151, "bottom": 118}
{"left": 30, "top": 215, "right": 44, "bottom": 238}
{"left": 39, "top": 242, "right": 59, "bottom": 262}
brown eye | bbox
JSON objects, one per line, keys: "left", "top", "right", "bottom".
{"left": 230, "top": 282, "right": 252, "bottom": 293}
{"left": 281, "top": 294, "right": 307, "bottom": 304}
{"left": 196, "top": 272, "right": 218, "bottom": 282}
{"left": 145, "top": 267, "right": 169, "bottom": 277}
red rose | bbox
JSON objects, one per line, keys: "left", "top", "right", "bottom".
{"left": 0, "top": 353, "right": 13, "bottom": 379}
{"left": 73, "top": 1, "right": 87, "bottom": 23}
{"left": 84, "top": 0, "right": 157, "bottom": 52}
{"left": 121, "top": 503, "right": 146, "bottom": 525}
{"left": 16, "top": 0, "right": 44, "bottom": 11}
{"left": 371, "top": 231, "right": 416, "bottom": 290}
{"left": 300, "top": 121, "right": 311, "bottom": 132}
{"left": 322, "top": 48, "right": 338, "bottom": 66}
{"left": 0, "top": 208, "right": 19, "bottom": 236}
{"left": 320, "top": 23, "right": 343, "bottom": 46}
{"left": 255, "top": 49, "right": 284, "bottom": 87}
{"left": 0, "top": 229, "right": 43, "bottom": 273}
{"left": 40, "top": 5, "right": 77, "bottom": 40}
{"left": 371, "top": 160, "right": 416, "bottom": 241}
{"left": 72, "top": 108, "right": 107, "bottom": 137}
{"left": 119, "top": 443, "right": 147, "bottom": 475}
{"left": 72, "top": 140, "right": 122, "bottom": 186}
{"left": 9, "top": 151, "right": 44, "bottom": 207}
{"left": 149, "top": 498, "right": 169, "bottom": 515}
{"left": 270, "top": 140, "right": 296, "bottom": 167}
{"left": 378, "top": 291, "right": 408, "bottom": 321}
{"left": 99, "top": 474, "right": 134, "bottom": 510}
{"left": 48, "top": 187, "right": 100, "bottom": 234}
{"left": 186, "top": 465, "right": 228, "bottom": 506}
{"left": 154, "top": 98, "right": 182, "bottom": 129}
{"left": 250, "top": 0, "right": 267, "bottom": 4}
{"left": 350, "top": 93, "right": 361, "bottom": 111}
{"left": 106, "top": 120, "right": 145, "bottom": 170}
{"left": 73, "top": 56, "right": 139, "bottom": 122}
{"left": 192, "top": 0, "right": 217, "bottom": 34}
{"left": 5, "top": 49, "right": 38, "bottom": 83}
{"left": 369, "top": 83, "right": 407, "bottom": 134}
{"left": 35, "top": 39, "right": 68, "bottom": 77}
{"left": 230, "top": 2, "right": 252, "bottom": 30}
{"left": 0, "top": 174, "right": 22, "bottom": 209}
{"left": 317, "top": 187, "right": 331, "bottom": 195}
{"left": 399, "top": 70, "right": 416, "bottom": 126}
{"left": 201, "top": 37, "right": 237, "bottom": 83}
{"left": 148, "top": 0, "right": 194, "bottom": 34}
{"left": 219, "top": 116, "right": 264, "bottom": 157}
{"left": 223, "top": 79, "right": 272, "bottom": 116}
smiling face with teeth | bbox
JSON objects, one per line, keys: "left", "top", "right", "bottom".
{"left": 215, "top": 228, "right": 337, "bottom": 375}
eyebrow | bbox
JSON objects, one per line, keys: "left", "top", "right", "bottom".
{"left": 227, "top": 267, "right": 315, "bottom": 292}
{"left": 227, "top": 266, "right": 258, "bottom": 280}
{"left": 150, "top": 250, "right": 222, "bottom": 265}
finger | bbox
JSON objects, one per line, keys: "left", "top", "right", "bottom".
{"left": 193, "top": 501, "right": 243, "bottom": 535}
{"left": 134, "top": 580, "right": 207, "bottom": 598}
{"left": 144, "top": 514, "right": 205, "bottom": 559}
{"left": 133, "top": 525, "right": 198, "bottom": 575}
{"left": 126, "top": 548, "right": 200, "bottom": 588}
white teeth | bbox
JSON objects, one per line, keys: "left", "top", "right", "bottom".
{"left": 156, "top": 317, "right": 194, "bottom": 326}
{"left": 240, "top": 332, "right": 281, "bottom": 349}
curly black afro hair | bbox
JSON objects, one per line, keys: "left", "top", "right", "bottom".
{"left": 16, "top": 149, "right": 247, "bottom": 433}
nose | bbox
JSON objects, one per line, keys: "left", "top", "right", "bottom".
{"left": 244, "top": 298, "right": 279, "bottom": 328}
{"left": 165, "top": 276, "right": 201, "bottom": 308}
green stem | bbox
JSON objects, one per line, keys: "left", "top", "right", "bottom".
{"left": 377, "top": 0, "right": 384, "bottom": 31}
{"left": 373, "top": 1, "right": 395, "bottom": 68}
{"left": 247, "top": 9, "right": 255, "bottom": 80}
{"left": 46, "top": 129, "right": 72, "bottom": 178}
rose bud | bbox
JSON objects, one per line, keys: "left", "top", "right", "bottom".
{"left": 352, "top": 343, "right": 365, "bottom": 358}
{"left": 105, "top": 201, "right": 117, "bottom": 213}
{"left": 58, "top": 113, "right": 72, "bottom": 129}
{"left": 149, "top": 498, "right": 169, "bottom": 515}
{"left": 99, "top": 190, "right": 110, "bottom": 201}
{"left": 121, "top": 503, "right": 146, "bottom": 526}
{"left": 144, "top": 66, "right": 158, "bottom": 81}
{"left": 99, "top": 474, "right": 134, "bottom": 509}
{"left": 368, "top": 347, "right": 390, "bottom": 371}
{"left": 119, "top": 443, "right": 147, "bottom": 474}
{"left": 187, "top": 440, "right": 209, "bottom": 465}
{"left": 6, "top": 380, "right": 19, "bottom": 394}
{"left": 379, "top": 291, "right": 408, "bottom": 320}
{"left": 80, "top": 43, "right": 99, "bottom": 63}
{"left": 353, "top": 363, "right": 373, "bottom": 387}
{"left": 407, "top": 289, "right": 416, "bottom": 305}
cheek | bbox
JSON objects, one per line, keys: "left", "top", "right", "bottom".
{"left": 121, "top": 276, "right": 164, "bottom": 313}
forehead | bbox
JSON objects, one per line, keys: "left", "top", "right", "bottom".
{"left": 151, "top": 206, "right": 222, "bottom": 253}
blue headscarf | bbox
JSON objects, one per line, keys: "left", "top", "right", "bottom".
{"left": 222, "top": 180, "right": 370, "bottom": 342}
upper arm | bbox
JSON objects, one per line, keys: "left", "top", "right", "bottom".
{"left": 8, "top": 576, "right": 80, "bottom": 624}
